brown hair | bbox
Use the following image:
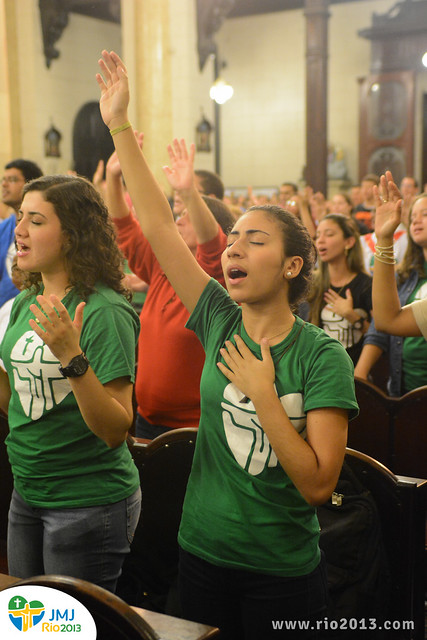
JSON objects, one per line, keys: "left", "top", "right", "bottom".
{"left": 397, "top": 192, "right": 427, "bottom": 285}
{"left": 21, "top": 174, "right": 130, "bottom": 301}
{"left": 307, "top": 214, "right": 366, "bottom": 325}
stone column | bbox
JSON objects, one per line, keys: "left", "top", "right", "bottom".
{"left": 0, "top": 0, "right": 20, "bottom": 167}
{"left": 304, "top": 0, "right": 329, "bottom": 195}
{"left": 121, "top": 0, "right": 173, "bottom": 189}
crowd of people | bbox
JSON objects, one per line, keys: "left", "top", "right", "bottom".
{"left": 0, "top": 47, "right": 424, "bottom": 639}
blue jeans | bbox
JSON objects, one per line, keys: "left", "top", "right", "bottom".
{"left": 135, "top": 412, "right": 173, "bottom": 439}
{"left": 7, "top": 487, "right": 141, "bottom": 593}
{"left": 179, "top": 548, "right": 329, "bottom": 640}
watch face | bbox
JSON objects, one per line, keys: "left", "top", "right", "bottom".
{"left": 60, "top": 353, "right": 89, "bottom": 377}
{"left": 73, "top": 359, "right": 88, "bottom": 375}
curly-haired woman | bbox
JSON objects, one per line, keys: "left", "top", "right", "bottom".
{"left": 0, "top": 174, "right": 141, "bottom": 593}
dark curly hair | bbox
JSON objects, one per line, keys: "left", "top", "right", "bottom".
{"left": 246, "top": 205, "right": 316, "bottom": 307}
{"left": 21, "top": 174, "right": 130, "bottom": 301}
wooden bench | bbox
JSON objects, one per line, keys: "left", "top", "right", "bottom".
{"left": 349, "top": 379, "right": 427, "bottom": 478}
{"left": 118, "top": 428, "right": 197, "bottom": 616}
{"left": 344, "top": 448, "right": 426, "bottom": 640}
{"left": 0, "top": 573, "right": 219, "bottom": 639}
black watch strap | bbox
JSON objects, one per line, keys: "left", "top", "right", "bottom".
{"left": 59, "top": 352, "right": 89, "bottom": 378}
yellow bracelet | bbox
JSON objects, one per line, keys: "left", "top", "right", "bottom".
{"left": 375, "top": 245, "right": 395, "bottom": 259}
{"left": 110, "top": 121, "right": 132, "bottom": 137}
{"left": 374, "top": 254, "right": 396, "bottom": 265}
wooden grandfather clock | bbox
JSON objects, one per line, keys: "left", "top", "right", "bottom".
{"left": 358, "top": 0, "right": 427, "bottom": 185}
{"left": 358, "top": 71, "right": 414, "bottom": 186}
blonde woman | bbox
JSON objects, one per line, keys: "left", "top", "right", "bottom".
{"left": 305, "top": 214, "right": 372, "bottom": 365}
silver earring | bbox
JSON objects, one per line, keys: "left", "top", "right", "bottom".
{"left": 286, "top": 271, "right": 292, "bottom": 278}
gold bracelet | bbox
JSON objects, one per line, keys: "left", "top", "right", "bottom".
{"left": 375, "top": 245, "right": 395, "bottom": 259}
{"left": 374, "top": 254, "right": 396, "bottom": 265}
{"left": 110, "top": 121, "right": 132, "bottom": 137}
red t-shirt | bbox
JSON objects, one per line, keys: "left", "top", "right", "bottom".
{"left": 114, "top": 213, "right": 226, "bottom": 429}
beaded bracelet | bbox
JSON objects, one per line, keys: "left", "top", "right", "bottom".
{"left": 110, "top": 121, "right": 132, "bottom": 137}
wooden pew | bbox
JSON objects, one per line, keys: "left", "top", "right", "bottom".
{"left": 0, "top": 573, "right": 220, "bottom": 639}
{"left": 117, "top": 428, "right": 197, "bottom": 616}
{"left": 349, "top": 379, "right": 427, "bottom": 479}
{"left": 392, "top": 386, "right": 427, "bottom": 479}
{"left": 349, "top": 378, "right": 393, "bottom": 467}
{"left": 345, "top": 448, "right": 426, "bottom": 640}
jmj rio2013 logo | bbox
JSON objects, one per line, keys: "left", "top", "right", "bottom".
{"left": 0, "top": 586, "right": 96, "bottom": 636}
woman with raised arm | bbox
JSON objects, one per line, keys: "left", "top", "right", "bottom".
{"left": 105, "top": 135, "right": 232, "bottom": 439}
{"left": 97, "top": 50, "right": 358, "bottom": 640}
{"left": 0, "top": 174, "right": 141, "bottom": 593}
{"left": 373, "top": 171, "right": 427, "bottom": 339}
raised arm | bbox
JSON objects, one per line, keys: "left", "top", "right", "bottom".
{"left": 164, "top": 138, "right": 220, "bottom": 244}
{"left": 373, "top": 171, "right": 421, "bottom": 336}
{"left": 353, "top": 344, "right": 384, "bottom": 380}
{"left": 105, "top": 148, "right": 130, "bottom": 220}
{"left": 96, "top": 50, "right": 210, "bottom": 314}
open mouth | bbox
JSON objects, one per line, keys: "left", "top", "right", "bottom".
{"left": 16, "top": 243, "right": 29, "bottom": 257}
{"left": 228, "top": 267, "right": 247, "bottom": 282}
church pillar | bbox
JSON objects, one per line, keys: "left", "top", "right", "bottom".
{"left": 121, "top": 0, "right": 173, "bottom": 188}
{"left": 304, "top": 0, "right": 329, "bottom": 195}
{"left": 0, "top": 0, "right": 20, "bottom": 167}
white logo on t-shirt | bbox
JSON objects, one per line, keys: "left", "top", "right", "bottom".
{"left": 221, "top": 383, "right": 306, "bottom": 476}
{"left": 414, "top": 281, "right": 427, "bottom": 301}
{"left": 10, "top": 331, "right": 71, "bottom": 420}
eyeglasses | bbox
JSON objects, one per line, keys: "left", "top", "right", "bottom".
{"left": 1, "top": 176, "right": 24, "bottom": 184}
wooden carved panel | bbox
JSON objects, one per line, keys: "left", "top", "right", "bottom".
{"left": 359, "top": 71, "right": 414, "bottom": 185}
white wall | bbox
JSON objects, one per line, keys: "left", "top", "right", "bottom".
{"left": 11, "top": 0, "right": 121, "bottom": 174}
{"left": 6, "top": 0, "right": 427, "bottom": 192}
{"left": 215, "top": 0, "right": 423, "bottom": 191}
{"left": 169, "top": 0, "right": 216, "bottom": 172}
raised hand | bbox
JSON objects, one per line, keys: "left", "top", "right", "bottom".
{"left": 92, "top": 159, "right": 105, "bottom": 190}
{"left": 163, "top": 138, "right": 196, "bottom": 193}
{"left": 96, "top": 50, "right": 129, "bottom": 129}
{"left": 29, "top": 295, "right": 85, "bottom": 366}
{"left": 107, "top": 131, "right": 144, "bottom": 178}
{"left": 373, "top": 170, "right": 402, "bottom": 242}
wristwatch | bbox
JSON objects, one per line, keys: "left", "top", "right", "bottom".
{"left": 59, "top": 352, "right": 89, "bottom": 378}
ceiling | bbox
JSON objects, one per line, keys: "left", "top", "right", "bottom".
{"left": 228, "top": 0, "right": 363, "bottom": 18}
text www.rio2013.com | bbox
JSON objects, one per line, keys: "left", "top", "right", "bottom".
{"left": 271, "top": 618, "right": 415, "bottom": 632}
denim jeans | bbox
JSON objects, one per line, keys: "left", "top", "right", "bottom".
{"left": 135, "top": 412, "right": 173, "bottom": 439}
{"left": 7, "top": 487, "right": 141, "bottom": 593}
{"left": 179, "top": 548, "right": 329, "bottom": 640}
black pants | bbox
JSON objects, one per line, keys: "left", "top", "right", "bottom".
{"left": 179, "top": 548, "right": 329, "bottom": 640}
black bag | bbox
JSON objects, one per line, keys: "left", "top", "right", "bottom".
{"left": 317, "top": 462, "right": 391, "bottom": 638}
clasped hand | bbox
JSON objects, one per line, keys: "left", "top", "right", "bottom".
{"left": 29, "top": 295, "right": 85, "bottom": 366}
{"left": 217, "top": 335, "right": 275, "bottom": 401}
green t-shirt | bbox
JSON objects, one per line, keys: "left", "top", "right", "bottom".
{"left": 1, "top": 283, "right": 140, "bottom": 508}
{"left": 402, "top": 264, "right": 427, "bottom": 393}
{"left": 178, "top": 279, "right": 358, "bottom": 577}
